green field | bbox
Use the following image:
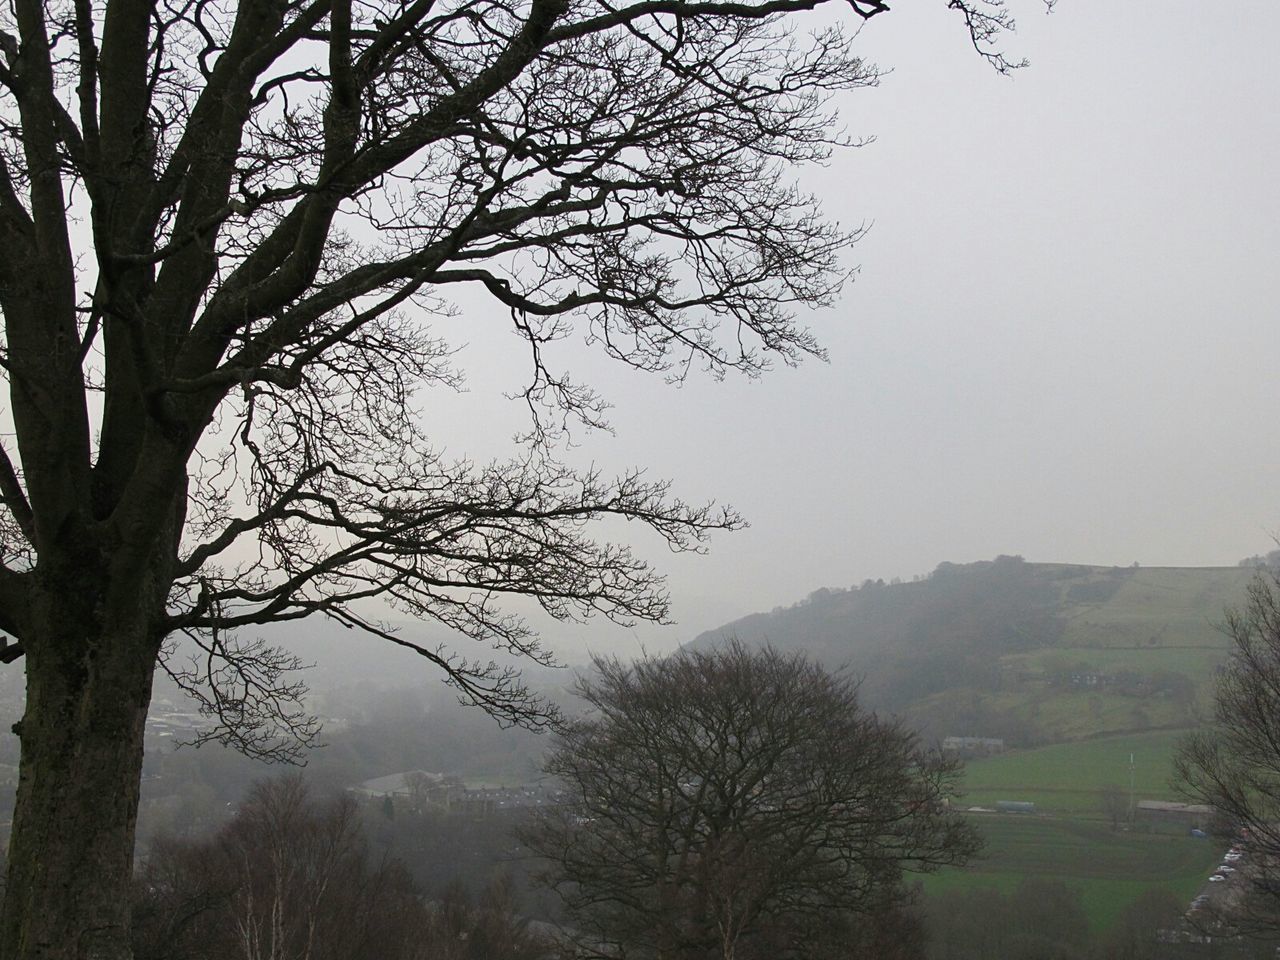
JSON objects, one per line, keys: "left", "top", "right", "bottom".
{"left": 959, "top": 730, "right": 1187, "bottom": 814}
{"left": 1031, "top": 692, "right": 1189, "bottom": 742}
{"left": 1056, "top": 566, "right": 1250, "bottom": 649}
{"left": 921, "top": 815, "right": 1223, "bottom": 931}
{"left": 922, "top": 731, "right": 1226, "bottom": 931}
{"left": 901, "top": 566, "right": 1249, "bottom": 744}
{"left": 1010, "top": 645, "right": 1225, "bottom": 676}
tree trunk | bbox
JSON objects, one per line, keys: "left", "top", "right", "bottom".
{"left": 0, "top": 577, "right": 161, "bottom": 960}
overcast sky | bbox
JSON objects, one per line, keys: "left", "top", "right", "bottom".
{"left": 410, "top": 0, "right": 1280, "bottom": 658}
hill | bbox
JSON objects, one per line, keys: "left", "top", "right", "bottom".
{"left": 688, "top": 557, "right": 1257, "bottom": 744}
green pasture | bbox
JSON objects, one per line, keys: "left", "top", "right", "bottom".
{"left": 1007, "top": 644, "right": 1226, "bottom": 681}
{"left": 1029, "top": 692, "right": 1189, "bottom": 743}
{"left": 920, "top": 815, "right": 1224, "bottom": 931}
{"left": 959, "top": 730, "right": 1188, "bottom": 814}
{"left": 1058, "top": 566, "right": 1251, "bottom": 649}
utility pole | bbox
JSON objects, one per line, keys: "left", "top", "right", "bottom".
{"left": 1128, "top": 752, "right": 1136, "bottom": 826}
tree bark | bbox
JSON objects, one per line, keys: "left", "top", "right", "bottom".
{"left": 0, "top": 572, "right": 162, "bottom": 960}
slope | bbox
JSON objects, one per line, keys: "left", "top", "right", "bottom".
{"left": 687, "top": 557, "right": 1257, "bottom": 744}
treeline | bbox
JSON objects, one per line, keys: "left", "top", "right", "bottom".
{"left": 693, "top": 556, "right": 1076, "bottom": 717}
{"left": 137, "top": 678, "right": 551, "bottom": 845}
{"left": 133, "top": 774, "right": 1197, "bottom": 960}
{"left": 132, "top": 776, "right": 550, "bottom": 960}
{"left": 925, "top": 879, "right": 1181, "bottom": 960}
{"left": 132, "top": 773, "right": 932, "bottom": 960}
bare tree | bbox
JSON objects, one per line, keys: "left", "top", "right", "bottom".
{"left": 0, "top": 0, "right": 1026, "bottom": 954}
{"left": 522, "top": 643, "right": 981, "bottom": 960}
{"left": 926, "top": 878, "right": 1091, "bottom": 960}
{"left": 1176, "top": 572, "right": 1280, "bottom": 940}
{"left": 1099, "top": 783, "right": 1129, "bottom": 831}
{"left": 132, "top": 775, "right": 426, "bottom": 960}
{"left": 1099, "top": 889, "right": 1183, "bottom": 960}
{"left": 421, "top": 876, "right": 557, "bottom": 960}
{"left": 133, "top": 776, "right": 556, "bottom": 960}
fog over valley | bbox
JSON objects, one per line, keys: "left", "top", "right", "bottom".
{"left": 1, "top": 1, "right": 1278, "bottom": 957}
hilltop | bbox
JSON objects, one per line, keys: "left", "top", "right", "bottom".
{"left": 688, "top": 557, "right": 1258, "bottom": 745}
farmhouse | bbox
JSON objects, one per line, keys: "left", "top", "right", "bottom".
{"left": 942, "top": 736, "right": 1005, "bottom": 757}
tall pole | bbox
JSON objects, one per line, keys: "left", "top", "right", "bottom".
{"left": 1128, "top": 752, "right": 1136, "bottom": 826}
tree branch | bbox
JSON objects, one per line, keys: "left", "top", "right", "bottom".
{"left": 0, "top": 439, "right": 34, "bottom": 543}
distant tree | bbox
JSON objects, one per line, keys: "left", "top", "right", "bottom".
{"left": 927, "top": 879, "right": 1090, "bottom": 960}
{"left": 1176, "top": 572, "right": 1280, "bottom": 937}
{"left": 1002, "top": 879, "right": 1092, "bottom": 960}
{"left": 422, "top": 876, "right": 556, "bottom": 960}
{"left": 132, "top": 776, "right": 425, "bottom": 960}
{"left": 1099, "top": 889, "right": 1182, "bottom": 960}
{"left": 926, "top": 885, "right": 1009, "bottom": 960}
{"left": 133, "top": 775, "right": 554, "bottom": 960}
{"left": 1100, "top": 783, "right": 1129, "bottom": 831}
{"left": 1150, "top": 669, "right": 1196, "bottom": 719}
{"left": 1238, "top": 550, "right": 1280, "bottom": 570}
{"left": 856, "top": 897, "right": 930, "bottom": 960}
{"left": 522, "top": 643, "right": 980, "bottom": 960}
{"left": 131, "top": 833, "right": 229, "bottom": 960}
{"left": 403, "top": 770, "right": 440, "bottom": 815}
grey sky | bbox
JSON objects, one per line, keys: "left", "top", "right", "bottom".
{"left": 410, "top": 1, "right": 1280, "bottom": 657}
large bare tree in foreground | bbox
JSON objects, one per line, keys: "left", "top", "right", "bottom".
{"left": 0, "top": 0, "right": 1021, "bottom": 955}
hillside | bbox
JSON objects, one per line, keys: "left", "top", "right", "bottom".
{"left": 688, "top": 557, "right": 1257, "bottom": 744}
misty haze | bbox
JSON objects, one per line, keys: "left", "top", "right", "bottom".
{"left": 0, "top": 1, "right": 1276, "bottom": 959}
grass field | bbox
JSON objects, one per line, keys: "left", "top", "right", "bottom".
{"left": 1008, "top": 645, "right": 1226, "bottom": 680}
{"left": 959, "top": 730, "right": 1188, "bottom": 814}
{"left": 1013, "top": 647, "right": 1223, "bottom": 675}
{"left": 920, "top": 815, "right": 1223, "bottom": 931}
{"left": 1057, "top": 566, "right": 1252, "bottom": 649}
{"left": 925, "top": 731, "right": 1225, "bottom": 931}
{"left": 1031, "top": 693, "right": 1189, "bottom": 742}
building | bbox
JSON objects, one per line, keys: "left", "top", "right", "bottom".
{"left": 1135, "top": 800, "right": 1212, "bottom": 827}
{"left": 942, "top": 736, "right": 1005, "bottom": 757}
